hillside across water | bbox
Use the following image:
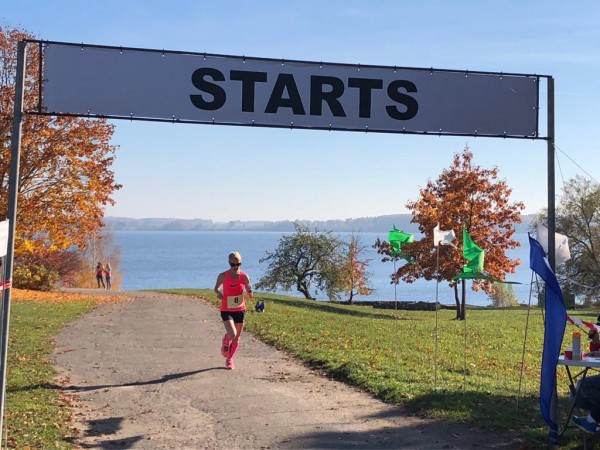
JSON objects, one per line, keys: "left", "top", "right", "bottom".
{"left": 104, "top": 214, "right": 535, "bottom": 233}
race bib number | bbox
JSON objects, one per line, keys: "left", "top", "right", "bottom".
{"left": 226, "top": 295, "right": 243, "bottom": 309}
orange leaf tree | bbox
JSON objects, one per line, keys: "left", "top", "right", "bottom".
{"left": 0, "top": 26, "right": 122, "bottom": 286}
{"left": 341, "top": 233, "right": 372, "bottom": 303}
{"left": 376, "top": 146, "right": 524, "bottom": 319}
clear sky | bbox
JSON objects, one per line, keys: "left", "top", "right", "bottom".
{"left": 3, "top": 1, "right": 600, "bottom": 222}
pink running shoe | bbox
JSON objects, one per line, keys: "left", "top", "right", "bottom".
{"left": 221, "top": 334, "right": 230, "bottom": 358}
{"left": 226, "top": 359, "right": 234, "bottom": 370}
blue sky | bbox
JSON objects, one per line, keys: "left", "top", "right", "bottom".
{"left": 3, "top": 1, "right": 600, "bottom": 221}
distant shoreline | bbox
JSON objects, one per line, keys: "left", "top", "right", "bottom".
{"left": 104, "top": 214, "right": 534, "bottom": 234}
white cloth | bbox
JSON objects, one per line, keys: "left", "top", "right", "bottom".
{"left": 0, "top": 220, "right": 8, "bottom": 257}
{"left": 433, "top": 224, "right": 456, "bottom": 247}
{"left": 536, "top": 224, "right": 571, "bottom": 264}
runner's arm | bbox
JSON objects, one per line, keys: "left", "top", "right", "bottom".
{"left": 214, "top": 273, "right": 224, "bottom": 300}
{"left": 244, "top": 274, "right": 253, "bottom": 300}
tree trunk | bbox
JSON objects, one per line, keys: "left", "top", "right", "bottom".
{"left": 298, "top": 281, "right": 312, "bottom": 299}
{"left": 348, "top": 290, "right": 354, "bottom": 304}
{"left": 453, "top": 284, "right": 461, "bottom": 319}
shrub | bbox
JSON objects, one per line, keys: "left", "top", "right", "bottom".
{"left": 12, "top": 263, "right": 59, "bottom": 291}
{"left": 488, "top": 283, "right": 519, "bottom": 307}
{"left": 13, "top": 249, "right": 82, "bottom": 291}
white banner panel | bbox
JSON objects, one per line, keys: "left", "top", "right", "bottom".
{"left": 43, "top": 43, "right": 539, "bottom": 137}
{"left": 0, "top": 220, "right": 8, "bottom": 258}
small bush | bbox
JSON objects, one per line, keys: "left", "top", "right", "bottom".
{"left": 12, "top": 248, "right": 82, "bottom": 291}
{"left": 488, "top": 283, "right": 519, "bottom": 307}
{"left": 12, "top": 264, "right": 60, "bottom": 291}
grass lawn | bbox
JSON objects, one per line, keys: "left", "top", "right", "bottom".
{"left": 1, "top": 287, "right": 595, "bottom": 448}
{"left": 3, "top": 290, "right": 128, "bottom": 449}
{"left": 162, "top": 288, "right": 595, "bottom": 449}
{"left": 6, "top": 301, "right": 92, "bottom": 448}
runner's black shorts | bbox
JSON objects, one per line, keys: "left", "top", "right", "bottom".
{"left": 220, "top": 310, "right": 246, "bottom": 323}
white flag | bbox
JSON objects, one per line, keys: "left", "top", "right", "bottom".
{"left": 536, "top": 224, "right": 571, "bottom": 264}
{"left": 433, "top": 224, "right": 456, "bottom": 247}
{"left": 0, "top": 220, "right": 8, "bottom": 257}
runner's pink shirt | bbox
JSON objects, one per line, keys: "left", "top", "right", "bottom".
{"left": 220, "top": 270, "right": 248, "bottom": 312}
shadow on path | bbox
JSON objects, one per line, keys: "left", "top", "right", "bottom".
{"left": 10, "top": 367, "right": 225, "bottom": 393}
{"left": 65, "top": 416, "right": 145, "bottom": 449}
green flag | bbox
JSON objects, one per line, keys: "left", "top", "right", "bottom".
{"left": 453, "top": 272, "right": 521, "bottom": 284}
{"left": 389, "top": 225, "right": 413, "bottom": 261}
{"left": 452, "top": 227, "right": 521, "bottom": 284}
{"left": 462, "top": 228, "right": 484, "bottom": 273}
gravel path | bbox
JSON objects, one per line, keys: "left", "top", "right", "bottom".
{"left": 52, "top": 290, "right": 518, "bottom": 449}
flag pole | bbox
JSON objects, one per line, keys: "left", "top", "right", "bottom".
{"left": 435, "top": 245, "right": 440, "bottom": 391}
{"left": 393, "top": 257, "right": 398, "bottom": 376}
{"left": 517, "top": 269, "right": 536, "bottom": 412}
{"left": 463, "top": 290, "right": 467, "bottom": 393}
{"left": 393, "top": 258, "right": 398, "bottom": 320}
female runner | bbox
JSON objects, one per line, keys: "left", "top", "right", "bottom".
{"left": 214, "top": 251, "right": 253, "bottom": 369}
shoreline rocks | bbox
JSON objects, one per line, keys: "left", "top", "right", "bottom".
{"left": 340, "top": 300, "right": 457, "bottom": 311}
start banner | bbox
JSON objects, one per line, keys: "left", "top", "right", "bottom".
{"left": 42, "top": 42, "right": 539, "bottom": 138}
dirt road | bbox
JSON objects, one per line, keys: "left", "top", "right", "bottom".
{"left": 52, "top": 291, "right": 517, "bottom": 449}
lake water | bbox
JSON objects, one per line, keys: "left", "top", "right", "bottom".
{"left": 113, "top": 230, "right": 534, "bottom": 307}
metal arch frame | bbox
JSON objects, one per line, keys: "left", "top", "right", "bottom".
{"left": 28, "top": 39, "right": 546, "bottom": 139}
{"left": 0, "top": 39, "right": 557, "bottom": 438}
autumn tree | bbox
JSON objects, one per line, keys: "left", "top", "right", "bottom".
{"left": 339, "top": 233, "right": 372, "bottom": 303}
{"left": 375, "top": 146, "right": 524, "bottom": 319}
{"left": 535, "top": 175, "right": 600, "bottom": 302}
{"left": 256, "top": 223, "right": 345, "bottom": 300}
{"left": 488, "top": 283, "right": 519, "bottom": 307}
{"left": 0, "top": 26, "right": 121, "bottom": 287}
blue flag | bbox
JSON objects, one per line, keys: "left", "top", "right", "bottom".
{"left": 529, "top": 235, "right": 566, "bottom": 443}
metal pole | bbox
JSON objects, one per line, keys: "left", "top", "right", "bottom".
{"left": 434, "top": 245, "right": 439, "bottom": 391}
{"left": 393, "top": 258, "right": 398, "bottom": 377}
{"left": 516, "top": 270, "right": 536, "bottom": 412}
{"left": 547, "top": 77, "right": 556, "bottom": 271}
{"left": 0, "top": 40, "right": 26, "bottom": 436}
{"left": 546, "top": 76, "right": 559, "bottom": 442}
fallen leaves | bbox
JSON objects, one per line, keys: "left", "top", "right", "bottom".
{"left": 11, "top": 289, "right": 133, "bottom": 304}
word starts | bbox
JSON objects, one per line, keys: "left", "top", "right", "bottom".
{"left": 189, "top": 68, "right": 419, "bottom": 120}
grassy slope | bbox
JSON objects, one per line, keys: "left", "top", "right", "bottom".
{"left": 162, "top": 288, "right": 591, "bottom": 449}
{"left": 4, "top": 288, "right": 593, "bottom": 449}
{"left": 6, "top": 300, "right": 93, "bottom": 448}
{"left": 5, "top": 290, "right": 129, "bottom": 449}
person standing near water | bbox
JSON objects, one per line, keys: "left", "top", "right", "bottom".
{"left": 104, "top": 262, "right": 112, "bottom": 290}
{"left": 214, "top": 251, "right": 253, "bottom": 370}
{"left": 96, "top": 262, "right": 106, "bottom": 289}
